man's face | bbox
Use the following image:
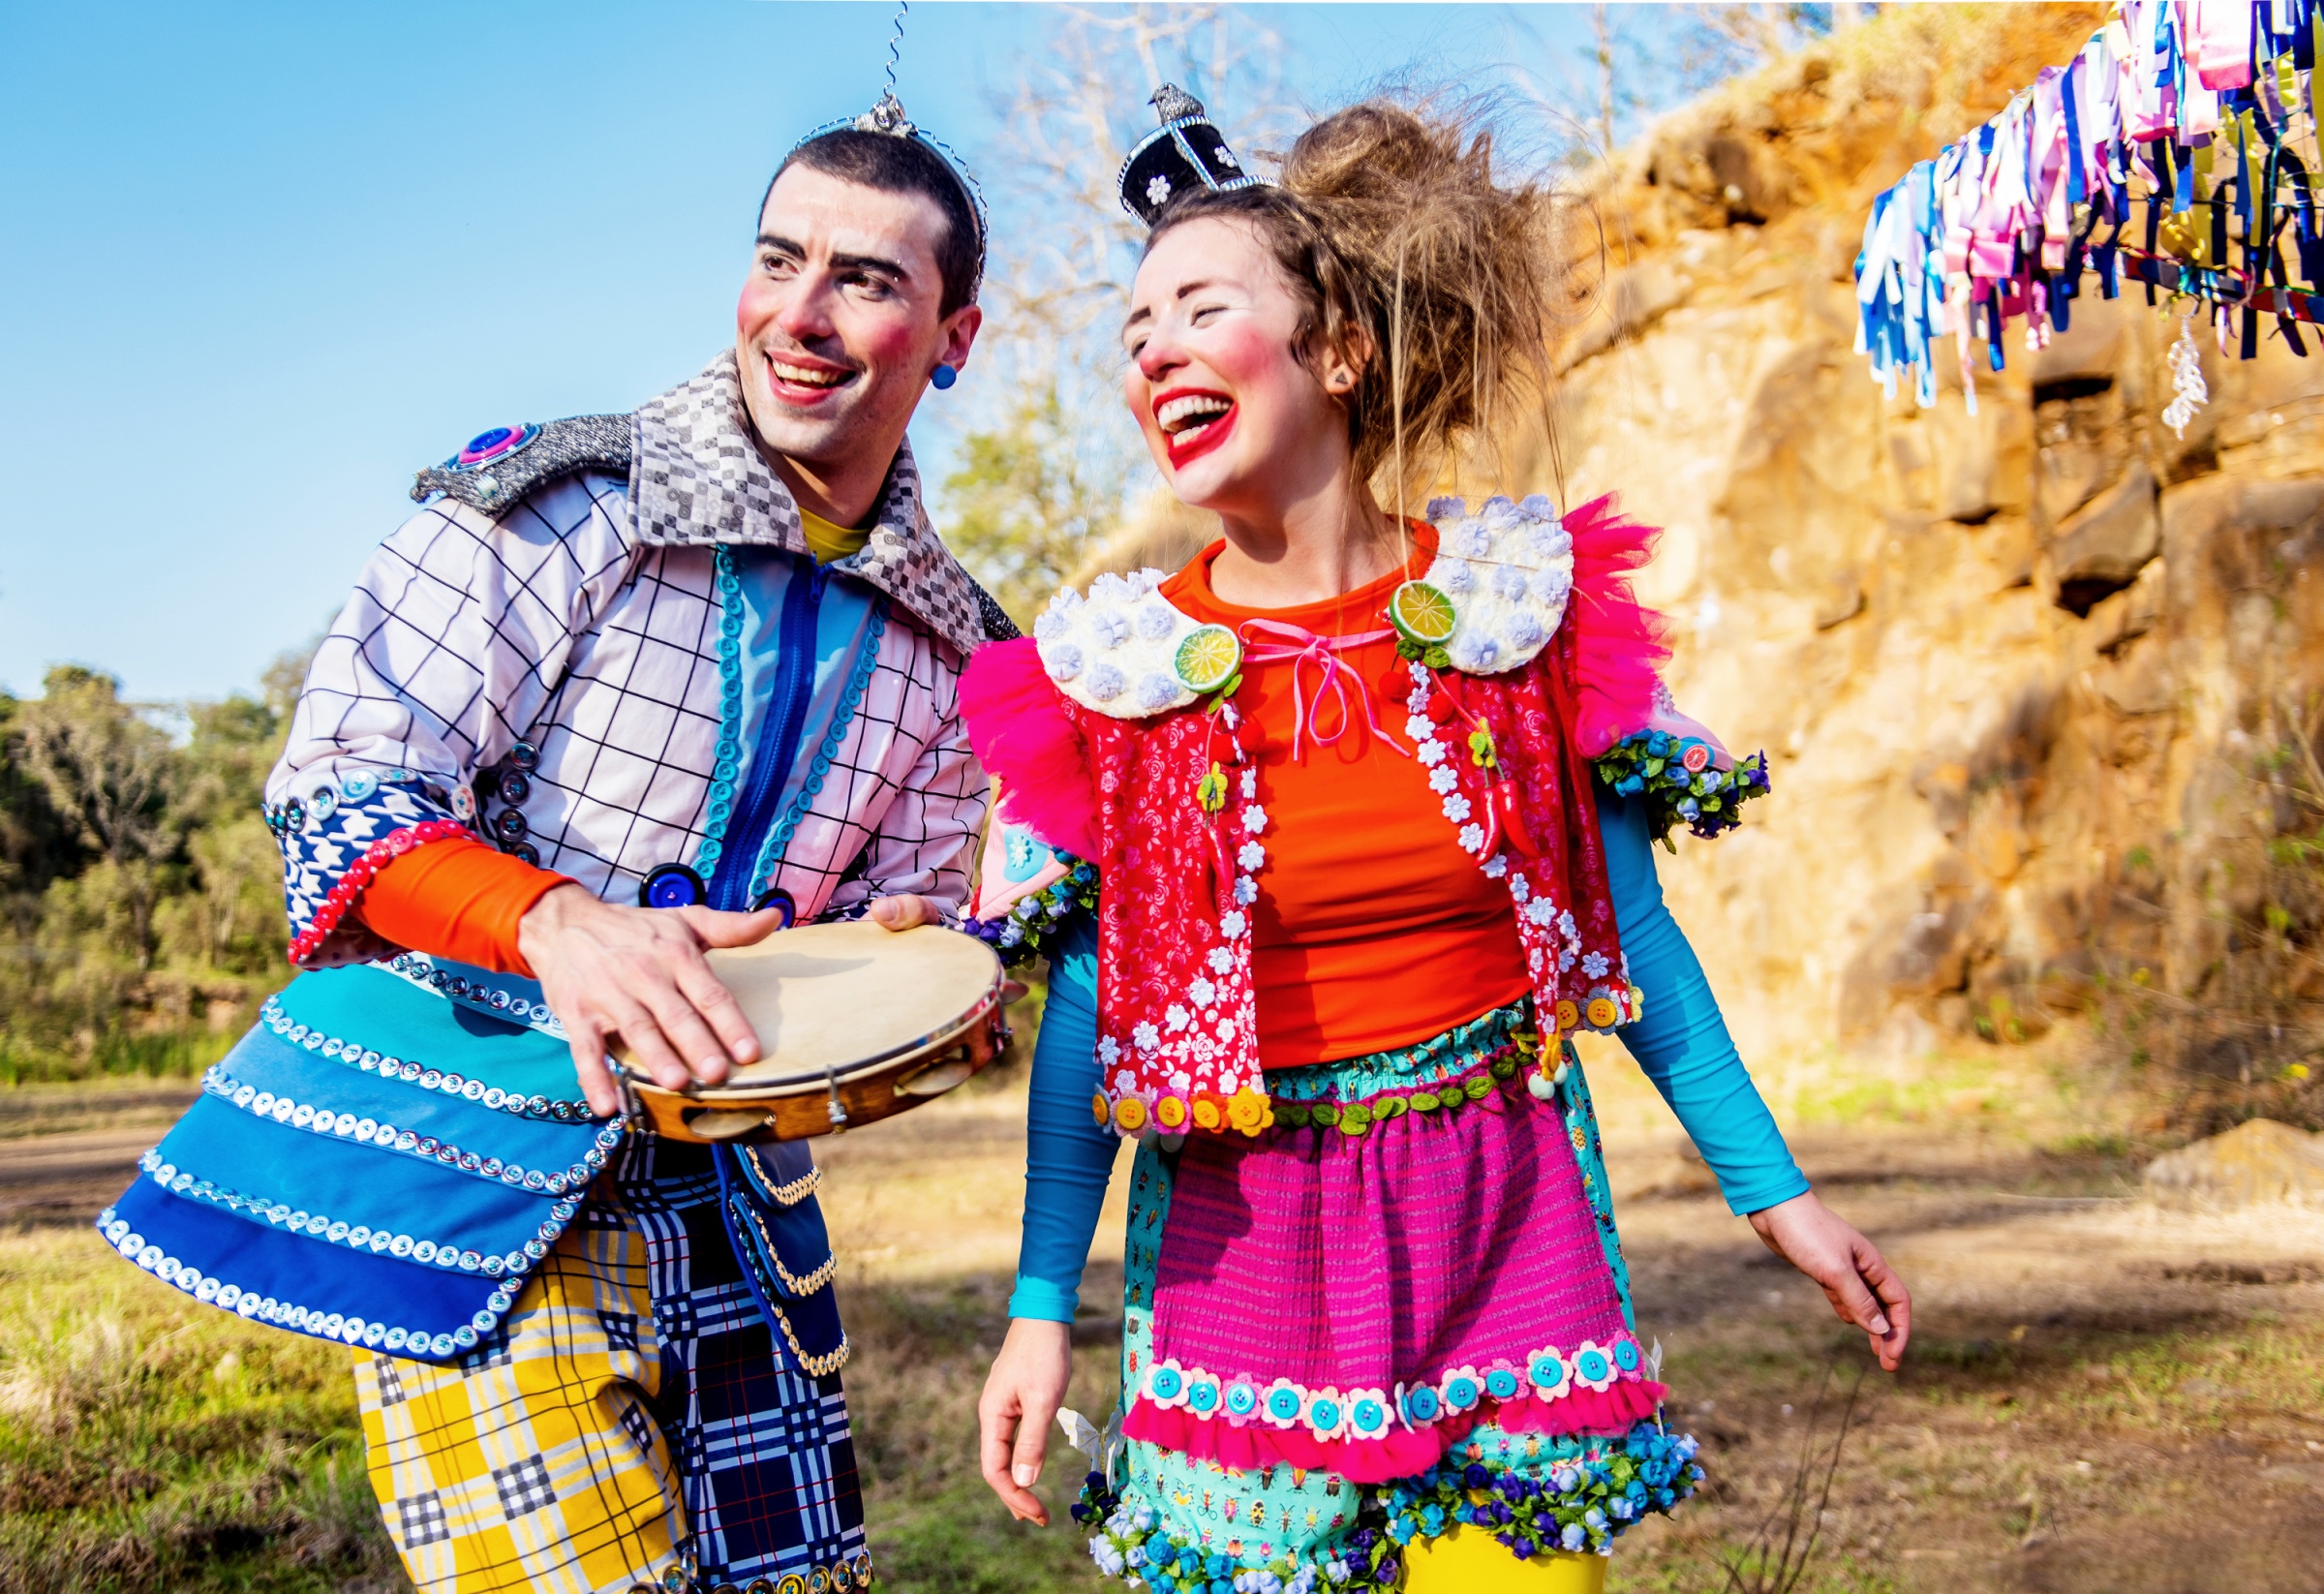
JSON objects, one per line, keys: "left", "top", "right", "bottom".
{"left": 735, "top": 166, "right": 979, "bottom": 484}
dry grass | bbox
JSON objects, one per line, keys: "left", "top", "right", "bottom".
{"left": 0, "top": 1227, "right": 394, "bottom": 1594}
{"left": 9, "top": 1054, "right": 2324, "bottom": 1593}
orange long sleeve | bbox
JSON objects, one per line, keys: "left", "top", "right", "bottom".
{"left": 356, "top": 834, "right": 569, "bottom": 975}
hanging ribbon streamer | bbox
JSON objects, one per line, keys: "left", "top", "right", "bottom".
{"left": 1854, "top": 0, "right": 2323, "bottom": 424}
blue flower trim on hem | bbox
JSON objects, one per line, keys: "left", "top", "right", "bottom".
{"left": 965, "top": 854, "right": 1099, "bottom": 969}
{"left": 1379, "top": 1422, "right": 1703, "bottom": 1560}
{"left": 1592, "top": 730, "right": 1771, "bottom": 848}
{"left": 748, "top": 599, "right": 889, "bottom": 907}
{"left": 1070, "top": 1420, "right": 1699, "bottom": 1590}
{"left": 1076, "top": 1479, "right": 1382, "bottom": 1594}
{"left": 694, "top": 546, "right": 750, "bottom": 885}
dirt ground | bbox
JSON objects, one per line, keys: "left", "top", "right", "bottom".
{"left": 8, "top": 1060, "right": 2323, "bottom": 1594}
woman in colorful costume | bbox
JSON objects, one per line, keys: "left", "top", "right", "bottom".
{"left": 963, "top": 93, "right": 1913, "bottom": 1593}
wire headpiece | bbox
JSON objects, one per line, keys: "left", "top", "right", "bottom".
{"left": 782, "top": 0, "right": 989, "bottom": 301}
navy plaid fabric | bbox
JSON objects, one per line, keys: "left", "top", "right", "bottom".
{"left": 616, "top": 1140, "right": 864, "bottom": 1581}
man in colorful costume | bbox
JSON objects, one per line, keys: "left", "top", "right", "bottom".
{"left": 97, "top": 95, "right": 1009, "bottom": 1594}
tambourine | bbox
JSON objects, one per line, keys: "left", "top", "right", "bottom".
{"left": 612, "top": 921, "right": 1006, "bottom": 1144}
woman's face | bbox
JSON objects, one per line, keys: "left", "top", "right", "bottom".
{"left": 1120, "top": 216, "right": 1353, "bottom": 515}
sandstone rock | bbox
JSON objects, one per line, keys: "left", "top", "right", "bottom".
{"left": 2143, "top": 1119, "right": 2324, "bottom": 1211}
{"left": 2048, "top": 463, "right": 2158, "bottom": 615}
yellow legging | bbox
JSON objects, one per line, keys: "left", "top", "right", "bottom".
{"left": 1400, "top": 1525, "right": 1609, "bottom": 1593}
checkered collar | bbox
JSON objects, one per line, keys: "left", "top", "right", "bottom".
{"left": 630, "top": 351, "right": 987, "bottom": 655}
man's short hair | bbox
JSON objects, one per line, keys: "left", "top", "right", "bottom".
{"left": 767, "top": 131, "right": 981, "bottom": 318}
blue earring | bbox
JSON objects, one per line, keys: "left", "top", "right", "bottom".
{"left": 931, "top": 362, "right": 959, "bottom": 390}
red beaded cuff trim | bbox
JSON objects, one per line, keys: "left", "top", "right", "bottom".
{"left": 285, "top": 819, "right": 474, "bottom": 966}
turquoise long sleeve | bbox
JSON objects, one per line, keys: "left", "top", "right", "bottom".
{"left": 1006, "top": 793, "right": 1810, "bottom": 1321}
{"left": 1596, "top": 787, "right": 1810, "bottom": 1215}
{"left": 1007, "top": 913, "right": 1115, "bottom": 1323}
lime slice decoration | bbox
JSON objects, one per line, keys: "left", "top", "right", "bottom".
{"left": 1390, "top": 581, "right": 1457, "bottom": 645}
{"left": 1174, "top": 624, "right": 1242, "bottom": 692}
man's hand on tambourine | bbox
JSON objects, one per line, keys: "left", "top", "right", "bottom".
{"left": 518, "top": 885, "right": 784, "bottom": 1117}
{"left": 1748, "top": 1191, "right": 1912, "bottom": 1372}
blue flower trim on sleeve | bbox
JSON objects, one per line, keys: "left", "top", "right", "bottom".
{"left": 265, "top": 766, "right": 475, "bottom": 966}
{"left": 966, "top": 853, "right": 1100, "bottom": 969}
{"left": 1592, "top": 731, "right": 1770, "bottom": 849}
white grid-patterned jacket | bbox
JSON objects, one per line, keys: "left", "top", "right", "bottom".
{"left": 266, "top": 353, "right": 997, "bottom": 967}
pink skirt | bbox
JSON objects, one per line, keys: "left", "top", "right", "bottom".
{"left": 1119, "top": 1002, "right": 1663, "bottom": 1484}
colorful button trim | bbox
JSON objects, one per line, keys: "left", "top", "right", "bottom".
{"left": 137, "top": 1148, "right": 568, "bottom": 1278}
{"left": 200, "top": 1063, "right": 622, "bottom": 1195}
{"left": 98, "top": 1205, "right": 516, "bottom": 1359}
{"left": 691, "top": 547, "right": 750, "bottom": 887}
{"left": 1134, "top": 1333, "right": 1648, "bottom": 1436}
{"left": 381, "top": 952, "right": 569, "bottom": 1039}
{"left": 260, "top": 992, "right": 586, "bottom": 1118}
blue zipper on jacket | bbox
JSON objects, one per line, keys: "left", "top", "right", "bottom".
{"left": 708, "top": 558, "right": 824, "bottom": 912}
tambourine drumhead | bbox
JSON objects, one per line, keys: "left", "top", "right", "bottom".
{"left": 612, "top": 922, "right": 1004, "bottom": 1144}
{"left": 691, "top": 920, "right": 1000, "bottom": 1089}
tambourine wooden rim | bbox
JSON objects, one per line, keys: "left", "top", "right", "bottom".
{"left": 612, "top": 921, "right": 1006, "bottom": 1144}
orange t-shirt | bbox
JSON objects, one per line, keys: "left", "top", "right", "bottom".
{"left": 1160, "top": 530, "right": 1532, "bottom": 1068}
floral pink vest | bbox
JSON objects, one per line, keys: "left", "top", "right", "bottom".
{"left": 962, "top": 494, "right": 1669, "bottom": 1142}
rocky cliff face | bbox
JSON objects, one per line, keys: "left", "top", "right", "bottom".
{"left": 1498, "top": 6, "right": 2324, "bottom": 1081}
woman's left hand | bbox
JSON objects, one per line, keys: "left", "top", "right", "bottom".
{"left": 867, "top": 895, "right": 942, "bottom": 930}
{"left": 1747, "top": 1192, "right": 1911, "bottom": 1371}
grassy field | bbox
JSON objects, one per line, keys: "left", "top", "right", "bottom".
{"left": 5, "top": 1052, "right": 2324, "bottom": 1594}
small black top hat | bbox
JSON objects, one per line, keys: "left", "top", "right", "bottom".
{"left": 1117, "top": 84, "right": 1267, "bottom": 226}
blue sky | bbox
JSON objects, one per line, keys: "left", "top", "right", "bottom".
{"left": 0, "top": 2, "right": 1606, "bottom": 703}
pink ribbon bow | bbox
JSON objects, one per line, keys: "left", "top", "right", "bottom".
{"left": 1237, "top": 619, "right": 1407, "bottom": 763}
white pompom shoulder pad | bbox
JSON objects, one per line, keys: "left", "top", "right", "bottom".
{"left": 1421, "top": 493, "right": 1574, "bottom": 675}
{"left": 1032, "top": 568, "right": 1206, "bottom": 718}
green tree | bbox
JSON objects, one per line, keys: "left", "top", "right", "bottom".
{"left": 943, "top": 383, "right": 1128, "bottom": 627}
{"left": 15, "top": 666, "right": 176, "bottom": 966}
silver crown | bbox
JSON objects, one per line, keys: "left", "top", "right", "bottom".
{"left": 854, "top": 89, "right": 916, "bottom": 138}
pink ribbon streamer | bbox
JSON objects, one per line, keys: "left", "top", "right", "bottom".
{"left": 1236, "top": 619, "right": 1406, "bottom": 763}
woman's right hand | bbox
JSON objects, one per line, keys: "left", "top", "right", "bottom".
{"left": 978, "top": 1317, "right": 1076, "bottom": 1525}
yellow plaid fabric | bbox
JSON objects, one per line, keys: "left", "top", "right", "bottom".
{"left": 353, "top": 1184, "right": 683, "bottom": 1594}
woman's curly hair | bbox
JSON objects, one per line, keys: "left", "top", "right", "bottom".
{"left": 1147, "top": 99, "right": 1556, "bottom": 505}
